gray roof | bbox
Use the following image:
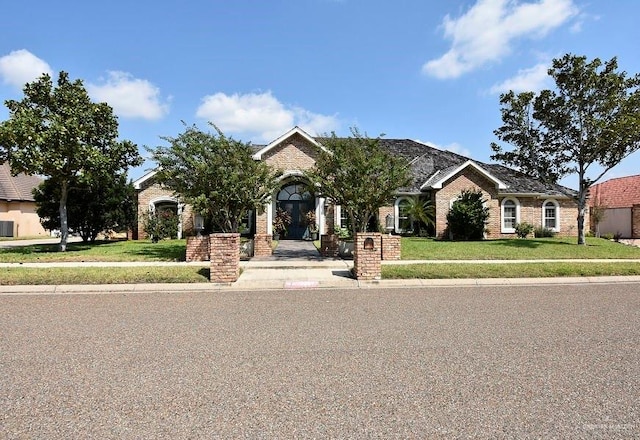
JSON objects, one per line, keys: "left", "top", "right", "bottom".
{"left": 0, "top": 163, "right": 43, "bottom": 202}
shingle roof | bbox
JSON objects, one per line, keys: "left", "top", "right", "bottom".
{"left": 0, "top": 163, "right": 43, "bottom": 202}
{"left": 589, "top": 175, "right": 640, "bottom": 208}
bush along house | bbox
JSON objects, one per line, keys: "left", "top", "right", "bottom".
{"left": 133, "top": 126, "right": 585, "bottom": 253}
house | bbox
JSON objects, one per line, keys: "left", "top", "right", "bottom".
{"left": 133, "top": 126, "right": 584, "bottom": 246}
{"left": 589, "top": 175, "right": 640, "bottom": 238}
{"left": 0, "top": 163, "right": 47, "bottom": 237}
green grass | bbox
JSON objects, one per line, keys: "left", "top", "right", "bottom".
{"left": 401, "top": 237, "right": 640, "bottom": 260}
{"left": 0, "top": 266, "right": 210, "bottom": 285}
{"left": 383, "top": 262, "right": 640, "bottom": 279}
{"left": 0, "top": 239, "right": 187, "bottom": 263}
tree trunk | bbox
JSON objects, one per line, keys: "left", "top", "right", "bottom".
{"left": 59, "top": 180, "right": 69, "bottom": 252}
{"left": 577, "top": 178, "right": 588, "bottom": 246}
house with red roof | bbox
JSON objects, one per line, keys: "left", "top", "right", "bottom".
{"left": 0, "top": 163, "right": 47, "bottom": 237}
{"left": 589, "top": 174, "right": 640, "bottom": 238}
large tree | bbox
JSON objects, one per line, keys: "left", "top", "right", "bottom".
{"left": 491, "top": 54, "right": 640, "bottom": 244}
{"left": 306, "top": 128, "right": 411, "bottom": 236}
{"left": 34, "top": 173, "right": 137, "bottom": 242}
{"left": 148, "top": 124, "right": 280, "bottom": 233}
{"left": 0, "top": 72, "right": 141, "bottom": 250}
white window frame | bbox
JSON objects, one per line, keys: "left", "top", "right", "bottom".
{"left": 501, "top": 198, "right": 520, "bottom": 233}
{"left": 334, "top": 205, "right": 348, "bottom": 229}
{"left": 394, "top": 197, "right": 412, "bottom": 233}
{"left": 542, "top": 199, "right": 560, "bottom": 232}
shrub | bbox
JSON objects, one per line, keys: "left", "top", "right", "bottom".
{"left": 515, "top": 222, "right": 534, "bottom": 238}
{"left": 534, "top": 226, "right": 556, "bottom": 238}
{"left": 446, "top": 189, "right": 489, "bottom": 240}
{"left": 142, "top": 208, "right": 179, "bottom": 243}
{"left": 601, "top": 233, "right": 614, "bottom": 240}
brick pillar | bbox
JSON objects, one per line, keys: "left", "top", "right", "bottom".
{"left": 253, "top": 233, "right": 273, "bottom": 257}
{"left": 633, "top": 204, "right": 640, "bottom": 239}
{"left": 354, "top": 232, "right": 381, "bottom": 280}
{"left": 186, "top": 236, "right": 210, "bottom": 262}
{"left": 381, "top": 234, "right": 401, "bottom": 260}
{"left": 209, "top": 233, "right": 240, "bottom": 283}
{"left": 320, "top": 234, "right": 339, "bottom": 257}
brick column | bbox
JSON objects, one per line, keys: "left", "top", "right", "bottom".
{"left": 320, "top": 234, "right": 339, "bottom": 257}
{"left": 209, "top": 233, "right": 240, "bottom": 283}
{"left": 354, "top": 232, "right": 382, "bottom": 280}
{"left": 381, "top": 234, "right": 401, "bottom": 260}
{"left": 253, "top": 233, "right": 273, "bottom": 257}
{"left": 186, "top": 236, "right": 210, "bottom": 262}
{"left": 633, "top": 204, "right": 640, "bottom": 239}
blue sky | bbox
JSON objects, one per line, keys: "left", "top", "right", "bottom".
{"left": 1, "top": 0, "right": 638, "bottom": 188}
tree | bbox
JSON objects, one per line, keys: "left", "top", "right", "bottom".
{"left": 147, "top": 123, "right": 280, "bottom": 233}
{"left": 305, "top": 128, "right": 411, "bottom": 236}
{"left": 0, "top": 72, "right": 141, "bottom": 250}
{"left": 446, "top": 189, "right": 490, "bottom": 241}
{"left": 491, "top": 54, "right": 640, "bottom": 245}
{"left": 34, "top": 173, "right": 137, "bottom": 242}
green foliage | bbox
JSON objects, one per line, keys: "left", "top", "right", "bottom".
{"left": 34, "top": 173, "right": 137, "bottom": 242}
{"left": 446, "top": 189, "right": 490, "bottom": 241}
{"left": 272, "top": 207, "right": 292, "bottom": 237}
{"left": 405, "top": 197, "right": 435, "bottom": 235}
{"left": 147, "top": 123, "right": 279, "bottom": 233}
{"left": 491, "top": 54, "right": 640, "bottom": 245}
{"left": 514, "top": 222, "right": 534, "bottom": 239}
{"left": 0, "top": 71, "right": 141, "bottom": 250}
{"left": 305, "top": 128, "right": 411, "bottom": 235}
{"left": 305, "top": 210, "right": 318, "bottom": 232}
{"left": 142, "top": 208, "right": 179, "bottom": 243}
{"left": 534, "top": 226, "right": 556, "bottom": 238}
{"left": 334, "top": 226, "right": 352, "bottom": 239}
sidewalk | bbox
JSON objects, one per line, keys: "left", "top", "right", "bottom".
{"left": 2, "top": 257, "right": 640, "bottom": 295}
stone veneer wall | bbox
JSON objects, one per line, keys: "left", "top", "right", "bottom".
{"left": 253, "top": 233, "right": 273, "bottom": 257}
{"left": 633, "top": 205, "right": 640, "bottom": 238}
{"left": 186, "top": 236, "right": 210, "bottom": 262}
{"left": 353, "top": 233, "right": 382, "bottom": 280}
{"left": 209, "top": 233, "right": 240, "bottom": 283}
{"left": 381, "top": 234, "right": 401, "bottom": 260}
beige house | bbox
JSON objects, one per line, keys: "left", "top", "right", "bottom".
{"left": 0, "top": 163, "right": 47, "bottom": 238}
{"left": 134, "top": 126, "right": 585, "bottom": 242}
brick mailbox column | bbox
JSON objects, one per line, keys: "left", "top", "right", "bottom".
{"left": 209, "top": 233, "right": 240, "bottom": 283}
{"left": 185, "top": 236, "right": 210, "bottom": 262}
{"left": 320, "top": 234, "right": 339, "bottom": 258}
{"left": 353, "top": 232, "right": 382, "bottom": 280}
{"left": 380, "top": 234, "right": 401, "bottom": 260}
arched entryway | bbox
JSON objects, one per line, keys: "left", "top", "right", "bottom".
{"left": 276, "top": 182, "right": 315, "bottom": 239}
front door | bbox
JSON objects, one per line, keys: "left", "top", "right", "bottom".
{"left": 279, "top": 200, "right": 314, "bottom": 239}
{"left": 276, "top": 182, "right": 315, "bottom": 240}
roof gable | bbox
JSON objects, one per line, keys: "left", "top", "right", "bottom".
{"left": 426, "top": 160, "right": 507, "bottom": 190}
{"left": 252, "top": 126, "right": 324, "bottom": 160}
{"left": 0, "top": 163, "right": 42, "bottom": 202}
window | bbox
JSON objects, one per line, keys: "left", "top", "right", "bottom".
{"left": 395, "top": 198, "right": 412, "bottom": 233}
{"left": 501, "top": 198, "right": 519, "bottom": 233}
{"left": 542, "top": 199, "right": 559, "bottom": 231}
{"left": 334, "top": 205, "right": 349, "bottom": 229}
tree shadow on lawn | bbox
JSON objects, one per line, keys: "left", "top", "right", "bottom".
{"left": 123, "top": 242, "right": 187, "bottom": 261}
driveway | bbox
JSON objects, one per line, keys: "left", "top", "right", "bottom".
{"left": 0, "top": 236, "right": 83, "bottom": 248}
{"left": 2, "top": 285, "right": 638, "bottom": 438}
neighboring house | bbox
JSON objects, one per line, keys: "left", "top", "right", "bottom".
{"left": 589, "top": 175, "right": 640, "bottom": 238}
{"left": 0, "top": 163, "right": 47, "bottom": 237}
{"left": 134, "top": 126, "right": 585, "bottom": 241}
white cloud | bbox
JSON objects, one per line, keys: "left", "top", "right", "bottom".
{"left": 87, "top": 71, "right": 169, "bottom": 120}
{"left": 489, "top": 61, "right": 551, "bottom": 94}
{"left": 423, "top": 0, "right": 578, "bottom": 79}
{"left": 0, "top": 49, "right": 52, "bottom": 88}
{"left": 195, "top": 91, "right": 339, "bottom": 142}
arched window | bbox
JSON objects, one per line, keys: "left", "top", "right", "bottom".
{"left": 277, "top": 183, "right": 312, "bottom": 201}
{"left": 501, "top": 198, "right": 520, "bottom": 233}
{"left": 542, "top": 199, "right": 560, "bottom": 232}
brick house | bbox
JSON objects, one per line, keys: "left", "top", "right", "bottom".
{"left": 589, "top": 175, "right": 640, "bottom": 238}
{"left": 0, "top": 163, "right": 48, "bottom": 237}
{"left": 133, "top": 126, "right": 585, "bottom": 242}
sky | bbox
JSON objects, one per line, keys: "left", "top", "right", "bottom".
{"left": 1, "top": 0, "right": 638, "bottom": 189}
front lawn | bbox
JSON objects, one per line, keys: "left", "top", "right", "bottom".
{"left": 401, "top": 237, "right": 640, "bottom": 260}
{"left": 0, "top": 239, "right": 187, "bottom": 263}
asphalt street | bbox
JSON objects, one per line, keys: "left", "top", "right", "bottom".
{"left": 2, "top": 284, "right": 639, "bottom": 438}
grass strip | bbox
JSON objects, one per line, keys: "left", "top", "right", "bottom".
{"left": 382, "top": 262, "right": 640, "bottom": 279}
{"left": 0, "top": 266, "right": 210, "bottom": 285}
{"left": 401, "top": 237, "right": 640, "bottom": 260}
